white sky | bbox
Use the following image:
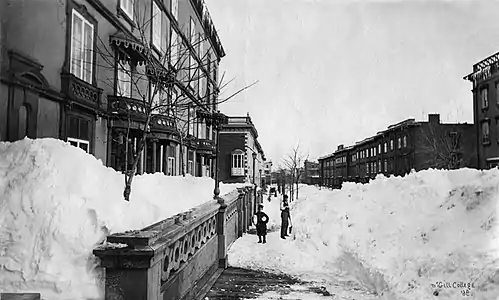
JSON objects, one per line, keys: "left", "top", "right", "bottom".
{"left": 205, "top": 0, "right": 499, "bottom": 163}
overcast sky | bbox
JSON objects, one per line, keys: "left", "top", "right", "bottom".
{"left": 205, "top": 0, "right": 499, "bottom": 164}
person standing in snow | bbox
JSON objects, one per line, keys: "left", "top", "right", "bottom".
{"left": 280, "top": 195, "right": 292, "bottom": 239}
{"left": 253, "top": 204, "right": 269, "bottom": 244}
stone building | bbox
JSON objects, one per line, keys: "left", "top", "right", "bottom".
{"left": 0, "top": 0, "right": 225, "bottom": 177}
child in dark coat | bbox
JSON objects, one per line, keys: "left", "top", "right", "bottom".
{"left": 254, "top": 204, "right": 269, "bottom": 244}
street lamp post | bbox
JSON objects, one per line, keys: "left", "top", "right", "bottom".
{"left": 252, "top": 151, "right": 257, "bottom": 213}
{"left": 259, "top": 169, "right": 262, "bottom": 189}
{"left": 198, "top": 110, "right": 228, "bottom": 204}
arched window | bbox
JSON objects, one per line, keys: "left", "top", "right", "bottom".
{"left": 231, "top": 149, "right": 245, "bottom": 176}
{"left": 18, "top": 104, "right": 29, "bottom": 139}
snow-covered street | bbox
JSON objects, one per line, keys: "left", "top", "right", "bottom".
{"left": 229, "top": 172, "right": 499, "bottom": 300}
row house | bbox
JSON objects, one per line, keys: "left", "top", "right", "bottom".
{"left": 218, "top": 113, "right": 267, "bottom": 187}
{"left": 464, "top": 51, "right": 499, "bottom": 169}
{"left": 318, "top": 114, "right": 477, "bottom": 189}
{"left": 0, "top": 0, "right": 225, "bottom": 177}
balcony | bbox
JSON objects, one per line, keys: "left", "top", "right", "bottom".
{"left": 61, "top": 72, "right": 102, "bottom": 110}
{"left": 108, "top": 95, "right": 147, "bottom": 122}
{"left": 185, "top": 135, "right": 199, "bottom": 149}
{"left": 150, "top": 114, "right": 177, "bottom": 134}
{"left": 197, "top": 138, "right": 215, "bottom": 155}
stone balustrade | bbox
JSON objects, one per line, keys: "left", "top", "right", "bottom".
{"left": 93, "top": 186, "right": 254, "bottom": 300}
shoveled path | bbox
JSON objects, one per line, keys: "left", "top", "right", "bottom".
{"left": 203, "top": 267, "right": 334, "bottom": 300}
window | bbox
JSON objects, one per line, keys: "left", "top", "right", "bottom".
{"left": 117, "top": 61, "right": 132, "bottom": 97}
{"left": 367, "top": 163, "right": 370, "bottom": 174}
{"left": 68, "top": 137, "right": 89, "bottom": 153}
{"left": 481, "top": 88, "right": 489, "bottom": 109}
{"left": 390, "top": 140, "right": 394, "bottom": 151}
{"left": 378, "top": 144, "right": 381, "bottom": 154}
{"left": 482, "top": 121, "right": 490, "bottom": 144}
{"left": 168, "top": 157, "right": 175, "bottom": 175}
{"left": 374, "top": 147, "right": 377, "bottom": 156}
{"left": 71, "top": 9, "right": 94, "bottom": 83}
{"left": 373, "top": 162, "right": 377, "bottom": 173}
{"left": 397, "top": 137, "right": 401, "bottom": 149}
{"left": 120, "top": 0, "right": 134, "bottom": 19}
{"left": 18, "top": 104, "right": 29, "bottom": 139}
{"left": 170, "top": 27, "right": 179, "bottom": 65}
{"left": 151, "top": 82, "right": 168, "bottom": 114}
{"left": 384, "top": 142, "right": 387, "bottom": 153}
{"left": 231, "top": 150, "right": 244, "bottom": 176}
{"left": 188, "top": 160, "right": 193, "bottom": 175}
{"left": 378, "top": 160, "right": 381, "bottom": 173}
{"left": 152, "top": 1, "right": 162, "bottom": 51}
{"left": 67, "top": 115, "right": 91, "bottom": 153}
{"left": 403, "top": 136, "right": 407, "bottom": 148}
{"left": 384, "top": 159, "right": 388, "bottom": 172}
{"left": 171, "top": 0, "right": 178, "bottom": 21}
{"left": 449, "top": 132, "right": 460, "bottom": 150}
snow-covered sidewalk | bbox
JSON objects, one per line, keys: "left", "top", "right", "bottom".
{"left": 228, "top": 170, "right": 499, "bottom": 300}
{"left": 0, "top": 138, "right": 250, "bottom": 300}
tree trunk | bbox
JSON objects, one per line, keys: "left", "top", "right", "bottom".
{"left": 123, "top": 114, "right": 152, "bottom": 201}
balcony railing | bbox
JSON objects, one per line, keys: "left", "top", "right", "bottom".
{"left": 61, "top": 72, "right": 102, "bottom": 109}
{"left": 151, "top": 114, "right": 177, "bottom": 134}
{"left": 197, "top": 138, "right": 215, "bottom": 155}
{"left": 108, "top": 95, "right": 147, "bottom": 122}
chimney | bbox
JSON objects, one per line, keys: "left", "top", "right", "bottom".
{"left": 337, "top": 144, "right": 344, "bottom": 150}
{"left": 428, "top": 114, "right": 440, "bottom": 124}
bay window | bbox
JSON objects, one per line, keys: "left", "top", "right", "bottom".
{"left": 71, "top": 9, "right": 94, "bottom": 83}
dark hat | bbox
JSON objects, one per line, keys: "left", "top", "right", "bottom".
{"left": 283, "top": 195, "right": 288, "bottom": 200}
{"left": 258, "top": 204, "right": 264, "bottom": 208}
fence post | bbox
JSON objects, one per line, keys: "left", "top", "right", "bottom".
{"left": 217, "top": 201, "right": 228, "bottom": 269}
{"left": 93, "top": 233, "right": 163, "bottom": 300}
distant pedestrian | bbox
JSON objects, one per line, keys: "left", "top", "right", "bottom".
{"left": 280, "top": 195, "right": 292, "bottom": 239}
{"left": 253, "top": 204, "right": 269, "bottom": 244}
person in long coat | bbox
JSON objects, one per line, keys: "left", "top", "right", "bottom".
{"left": 280, "top": 195, "right": 292, "bottom": 239}
{"left": 253, "top": 204, "right": 269, "bottom": 244}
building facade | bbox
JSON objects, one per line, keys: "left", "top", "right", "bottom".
{"left": 318, "top": 114, "right": 477, "bottom": 189}
{"left": 218, "top": 113, "right": 266, "bottom": 187}
{"left": 464, "top": 51, "right": 499, "bottom": 169}
{"left": 0, "top": 0, "right": 224, "bottom": 177}
{"left": 302, "top": 160, "right": 320, "bottom": 185}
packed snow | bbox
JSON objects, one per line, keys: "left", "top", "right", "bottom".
{"left": 230, "top": 169, "right": 499, "bottom": 300}
{"left": 0, "top": 138, "right": 249, "bottom": 300}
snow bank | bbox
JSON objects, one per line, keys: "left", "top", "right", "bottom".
{"left": 230, "top": 170, "right": 499, "bottom": 300}
{"left": 0, "top": 138, "right": 246, "bottom": 300}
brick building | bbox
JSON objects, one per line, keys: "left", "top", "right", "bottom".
{"left": 0, "top": 0, "right": 224, "bottom": 177}
{"left": 218, "top": 113, "right": 266, "bottom": 187}
{"left": 464, "top": 51, "right": 499, "bottom": 169}
{"left": 318, "top": 114, "right": 477, "bottom": 189}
